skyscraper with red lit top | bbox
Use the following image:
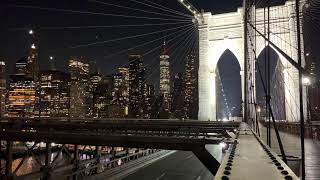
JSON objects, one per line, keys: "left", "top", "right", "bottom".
{"left": 159, "top": 41, "right": 171, "bottom": 113}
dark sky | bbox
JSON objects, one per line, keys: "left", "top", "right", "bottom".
{"left": 0, "top": 0, "right": 243, "bottom": 75}
{"left": 1, "top": 0, "right": 319, "bottom": 116}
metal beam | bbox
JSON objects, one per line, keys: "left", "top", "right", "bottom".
{"left": 192, "top": 147, "right": 220, "bottom": 175}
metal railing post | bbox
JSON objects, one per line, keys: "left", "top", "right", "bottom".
{"left": 72, "top": 145, "right": 79, "bottom": 180}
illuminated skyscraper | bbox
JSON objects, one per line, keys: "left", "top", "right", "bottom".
{"left": 7, "top": 57, "right": 36, "bottom": 118}
{"left": 69, "top": 56, "right": 90, "bottom": 118}
{"left": 171, "top": 73, "right": 184, "bottom": 118}
{"left": 183, "top": 52, "right": 198, "bottom": 119}
{"left": 144, "top": 84, "right": 155, "bottom": 118}
{"left": 39, "top": 70, "right": 70, "bottom": 118}
{"left": 112, "top": 69, "right": 130, "bottom": 118}
{"left": 129, "top": 55, "right": 146, "bottom": 118}
{"left": 26, "top": 29, "right": 39, "bottom": 82}
{"left": 0, "top": 60, "right": 6, "bottom": 117}
{"left": 118, "top": 67, "right": 129, "bottom": 106}
{"left": 159, "top": 41, "right": 171, "bottom": 113}
{"left": 93, "top": 76, "right": 113, "bottom": 118}
{"left": 88, "top": 72, "right": 102, "bottom": 117}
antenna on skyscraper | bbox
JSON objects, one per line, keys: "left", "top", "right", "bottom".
{"left": 163, "top": 39, "right": 168, "bottom": 55}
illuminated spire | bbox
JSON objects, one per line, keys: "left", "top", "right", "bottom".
{"left": 163, "top": 40, "right": 168, "bottom": 55}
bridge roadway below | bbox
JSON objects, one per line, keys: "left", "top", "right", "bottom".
{"left": 123, "top": 151, "right": 214, "bottom": 180}
{"left": 124, "top": 123, "right": 300, "bottom": 180}
{"left": 0, "top": 118, "right": 300, "bottom": 179}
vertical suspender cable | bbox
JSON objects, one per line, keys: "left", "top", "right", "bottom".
{"left": 267, "top": 0, "right": 272, "bottom": 147}
{"left": 254, "top": 0, "right": 261, "bottom": 136}
{"left": 244, "top": 0, "right": 249, "bottom": 123}
{"left": 263, "top": 6, "right": 270, "bottom": 145}
{"left": 296, "top": 0, "right": 305, "bottom": 179}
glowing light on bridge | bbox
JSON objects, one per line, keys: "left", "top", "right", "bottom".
{"left": 177, "top": 0, "right": 200, "bottom": 16}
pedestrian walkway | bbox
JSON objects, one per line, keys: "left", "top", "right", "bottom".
{"left": 259, "top": 124, "right": 320, "bottom": 180}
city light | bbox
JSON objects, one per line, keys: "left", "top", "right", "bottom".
{"left": 49, "top": 56, "right": 54, "bottom": 60}
{"left": 29, "top": 29, "right": 33, "bottom": 35}
{"left": 31, "top": 44, "right": 36, "bottom": 49}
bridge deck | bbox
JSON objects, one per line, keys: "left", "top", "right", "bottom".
{"left": 214, "top": 123, "right": 299, "bottom": 180}
{"left": 260, "top": 124, "right": 320, "bottom": 180}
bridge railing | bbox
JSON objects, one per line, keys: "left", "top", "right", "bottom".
{"left": 260, "top": 121, "right": 320, "bottom": 140}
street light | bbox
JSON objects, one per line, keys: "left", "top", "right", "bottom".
{"left": 302, "top": 76, "right": 312, "bottom": 122}
{"left": 49, "top": 56, "right": 54, "bottom": 60}
{"left": 257, "top": 106, "right": 261, "bottom": 113}
{"left": 29, "top": 29, "right": 33, "bottom": 35}
{"left": 302, "top": 76, "right": 311, "bottom": 86}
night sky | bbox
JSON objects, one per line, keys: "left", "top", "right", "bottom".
{"left": 1, "top": 0, "right": 319, "bottom": 117}
{"left": 0, "top": 0, "right": 244, "bottom": 74}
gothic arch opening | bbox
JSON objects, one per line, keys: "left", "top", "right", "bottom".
{"left": 256, "top": 46, "right": 286, "bottom": 120}
{"left": 215, "top": 49, "right": 242, "bottom": 120}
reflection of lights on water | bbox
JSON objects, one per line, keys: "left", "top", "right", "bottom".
{"left": 117, "top": 159, "right": 122, "bottom": 166}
